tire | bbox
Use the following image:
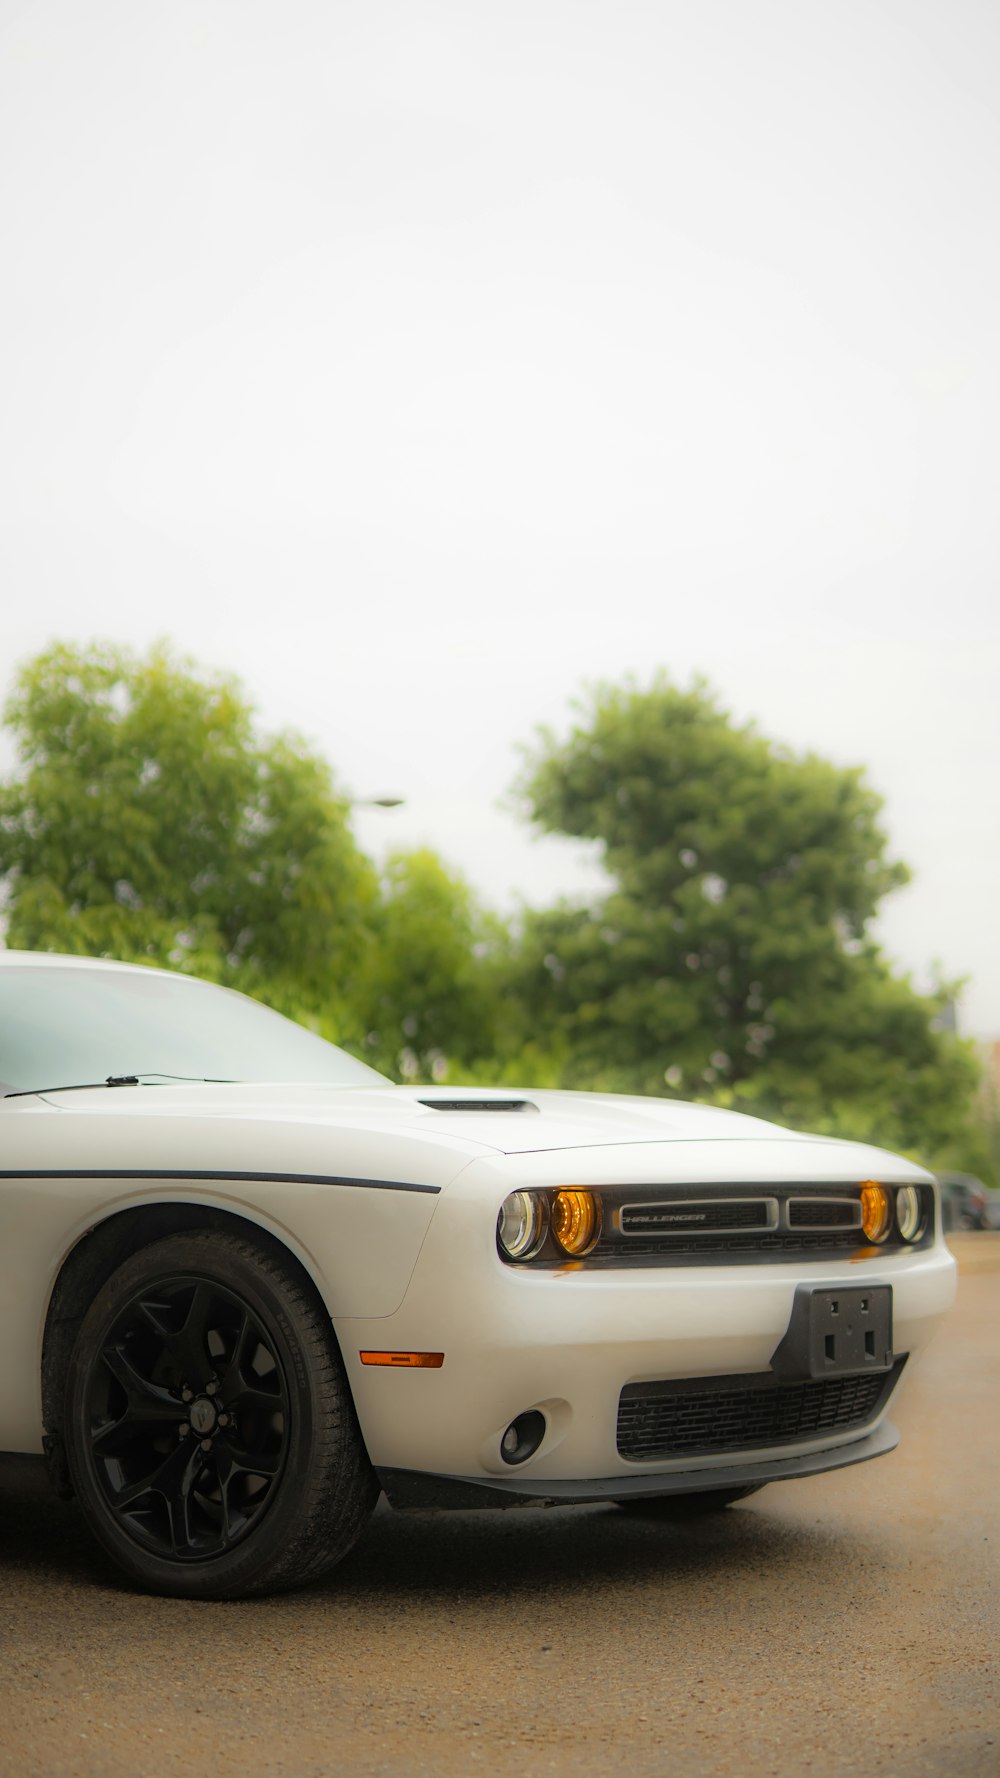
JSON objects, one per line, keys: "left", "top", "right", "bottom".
{"left": 63, "top": 1230, "right": 377, "bottom": 1599}
{"left": 615, "top": 1485, "right": 764, "bottom": 1516}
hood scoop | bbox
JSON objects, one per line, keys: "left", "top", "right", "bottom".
{"left": 417, "top": 1098, "right": 539, "bottom": 1114}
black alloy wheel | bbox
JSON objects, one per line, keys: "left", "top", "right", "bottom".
{"left": 83, "top": 1273, "right": 290, "bottom": 1562}
{"left": 64, "top": 1230, "right": 377, "bottom": 1598}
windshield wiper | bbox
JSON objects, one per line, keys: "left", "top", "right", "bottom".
{"left": 5, "top": 1073, "right": 233, "bottom": 1099}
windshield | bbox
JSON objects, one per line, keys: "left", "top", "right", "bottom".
{"left": 0, "top": 964, "right": 389, "bottom": 1094}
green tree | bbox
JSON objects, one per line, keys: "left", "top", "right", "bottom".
{"left": 0, "top": 642, "right": 377, "bottom": 1035}
{"left": 506, "top": 675, "right": 980, "bottom": 1162}
{"left": 357, "top": 848, "right": 500, "bottom": 1080}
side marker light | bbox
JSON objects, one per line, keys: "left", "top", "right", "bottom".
{"left": 359, "top": 1351, "right": 445, "bottom": 1368}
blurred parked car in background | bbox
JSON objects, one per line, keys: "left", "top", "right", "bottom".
{"left": 938, "top": 1173, "right": 1000, "bottom": 1232}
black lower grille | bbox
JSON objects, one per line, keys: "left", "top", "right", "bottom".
{"left": 617, "top": 1362, "right": 904, "bottom": 1461}
{"left": 606, "top": 1230, "right": 861, "bottom": 1260}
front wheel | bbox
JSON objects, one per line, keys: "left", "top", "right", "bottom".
{"left": 64, "top": 1230, "right": 376, "bottom": 1598}
{"left": 615, "top": 1485, "right": 764, "bottom": 1516}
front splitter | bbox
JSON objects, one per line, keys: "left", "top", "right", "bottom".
{"left": 377, "top": 1420, "right": 899, "bottom": 1511}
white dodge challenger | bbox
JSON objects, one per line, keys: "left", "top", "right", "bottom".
{"left": 0, "top": 950, "right": 955, "bottom": 1598}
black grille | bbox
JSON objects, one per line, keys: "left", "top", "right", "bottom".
{"left": 621, "top": 1200, "right": 770, "bottom": 1234}
{"left": 500, "top": 1183, "right": 935, "bottom": 1268}
{"left": 788, "top": 1199, "right": 857, "bottom": 1228}
{"left": 617, "top": 1362, "right": 904, "bottom": 1461}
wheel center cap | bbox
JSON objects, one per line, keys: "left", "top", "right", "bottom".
{"left": 189, "top": 1397, "right": 217, "bottom": 1436}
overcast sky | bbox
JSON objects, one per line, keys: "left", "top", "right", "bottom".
{"left": 1, "top": 0, "right": 997, "bottom": 1035}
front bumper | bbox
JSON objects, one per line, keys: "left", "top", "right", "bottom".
{"left": 336, "top": 1151, "right": 957, "bottom": 1496}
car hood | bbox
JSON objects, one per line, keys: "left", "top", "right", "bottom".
{"left": 26, "top": 1079, "right": 863, "bottom": 1157}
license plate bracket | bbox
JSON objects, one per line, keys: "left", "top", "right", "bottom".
{"left": 770, "top": 1284, "right": 893, "bottom": 1381}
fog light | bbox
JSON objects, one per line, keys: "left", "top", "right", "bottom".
{"left": 896, "top": 1185, "right": 924, "bottom": 1243}
{"left": 860, "top": 1181, "right": 892, "bottom": 1244}
{"left": 551, "top": 1188, "right": 602, "bottom": 1256}
{"left": 497, "top": 1191, "right": 546, "bottom": 1260}
{"left": 500, "top": 1410, "right": 546, "bottom": 1466}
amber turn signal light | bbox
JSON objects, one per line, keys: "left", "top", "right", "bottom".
{"left": 860, "top": 1182, "right": 891, "bottom": 1244}
{"left": 551, "top": 1188, "right": 603, "bottom": 1256}
{"left": 359, "top": 1351, "right": 445, "bottom": 1368}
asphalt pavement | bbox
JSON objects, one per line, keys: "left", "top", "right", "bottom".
{"left": 1, "top": 1236, "right": 998, "bottom": 1778}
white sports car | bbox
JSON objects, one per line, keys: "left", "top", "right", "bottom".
{"left": 0, "top": 951, "right": 955, "bottom": 1598}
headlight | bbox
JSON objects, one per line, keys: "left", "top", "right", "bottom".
{"left": 497, "top": 1190, "right": 547, "bottom": 1260}
{"left": 551, "top": 1188, "right": 602, "bottom": 1256}
{"left": 860, "top": 1181, "right": 892, "bottom": 1243}
{"left": 895, "top": 1185, "right": 924, "bottom": 1243}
